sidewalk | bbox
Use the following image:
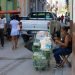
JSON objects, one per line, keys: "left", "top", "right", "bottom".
{"left": 0, "top": 38, "right": 71, "bottom": 75}
{"left": 0, "top": 38, "right": 33, "bottom": 59}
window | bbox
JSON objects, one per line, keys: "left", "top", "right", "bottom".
{"left": 46, "top": 13, "right": 54, "bottom": 20}
{"left": 7, "top": 0, "right": 11, "bottom": 1}
{"left": 46, "top": 13, "right": 50, "bottom": 19}
{"left": 30, "top": 13, "right": 37, "bottom": 18}
{"left": 37, "top": 12, "right": 45, "bottom": 18}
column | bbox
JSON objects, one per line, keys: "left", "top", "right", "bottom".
{"left": 25, "top": 0, "right": 30, "bottom": 16}
{"left": 35, "top": 0, "right": 38, "bottom": 11}
{"left": 18, "top": 0, "right": 24, "bottom": 16}
{"left": 69, "top": 0, "right": 73, "bottom": 20}
{"left": 13, "top": 0, "right": 17, "bottom": 10}
{"left": 72, "top": 0, "right": 75, "bottom": 75}
{"left": 18, "top": 0, "right": 30, "bottom": 17}
{"left": 69, "top": 0, "right": 73, "bottom": 35}
{"left": 0, "top": 0, "right": 1, "bottom": 10}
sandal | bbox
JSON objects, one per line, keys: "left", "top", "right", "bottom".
{"left": 54, "top": 64, "right": 63, "bottom": 68}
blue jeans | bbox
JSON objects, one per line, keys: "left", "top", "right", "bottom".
{"left": 53, "top": 47, "right": 72, "bottom": 64}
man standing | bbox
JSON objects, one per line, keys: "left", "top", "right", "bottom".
{"left": 61, "top": 14, "right": 64, "bottom": 23}
{"left": 0, "top": 15, "right": 6, "bottom": 47}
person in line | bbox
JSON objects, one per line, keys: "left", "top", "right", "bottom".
{"left": 10, "top": 15, "right": 19, "bottom": 50}
{"left": 61, "top": 14, "right": 64, "bottom": 23}
{"left": 0, "top": 15, "right": 6, "bottom": 48}
{"left": 65, "top": 12, "right": 68, "bottom": 24}
{"left": 53, "top": 27, "right": 72, "bottom": 67}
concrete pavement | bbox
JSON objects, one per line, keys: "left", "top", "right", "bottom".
{"left": 0, "top": 38, "right": 71, "bottom": 75}
{"left": 0, "top": 38, "right": 33, "bottom": 59}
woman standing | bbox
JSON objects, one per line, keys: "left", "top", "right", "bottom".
{"left": 10, "top": 15, "right": 19, "bottom": 50}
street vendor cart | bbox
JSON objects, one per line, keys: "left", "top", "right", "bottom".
{"left": 32, "top": 31, "right": 53, "bottom": 70}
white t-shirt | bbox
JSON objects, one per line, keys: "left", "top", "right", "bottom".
{"left": 0, "top": 18, "right": 6, "bottom": 29}
{"left": 10, "top": 19, "right": 19, "bottom": 30}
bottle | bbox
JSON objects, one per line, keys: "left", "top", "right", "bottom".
{"left": 48, "top": 28, "right": 50, "bottom": 35}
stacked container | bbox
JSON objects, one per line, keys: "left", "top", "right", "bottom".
{"left": 32, "top": 31, "right": 52, "bottom": 70}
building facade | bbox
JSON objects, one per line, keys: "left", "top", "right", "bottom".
{"left": 0, "top": 0, "right": 46, "bottom": 17}
{"left": 0, "top": 0, "right": 17, "bottom": 11}
{"left": 30, "top": 0, "right": 46, "bottom": 12}
{"left": 18, "top": 0, "right": 46, "bottom": 17}
{"left": 18, "top": 0, "right": 30, "bottom": 17}
{"left": 0, "top": 0, "right": 18, "bottom": 21}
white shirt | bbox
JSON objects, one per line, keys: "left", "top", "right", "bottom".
{"left": 0, "top": 18, "right": 6, "bottom": 29}
{"left": 10, "top": 19, "right": 19, "bottom": 31}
